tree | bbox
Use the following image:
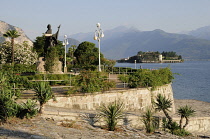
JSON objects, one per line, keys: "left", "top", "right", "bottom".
{"left": 44, "top": 46, "right": 59, "bottom": 73}
{"left": 67, "top": 45, "right": 77, "bottom": 65}
{"left": 3, "top": 30, "right": 20, "bottom": 64}
{"left": 34, "top": 82, "right": 54, "bottom": 114}
{"left": 154, "top": 94, "right": 173, "bottom": 125}
{"left": 99, "top": 100, "right": 124, "bottom": 131}
{"left": 74, "top": 41, "right": 103, "bottom": 70}
{"left": 33, "top": 35, "right": 64, "bottom": 59}
{"left": 33, "top": 35, "right": 45, "bottom": 57}
{"left": 178, "top": 105, "right": 195, "bottom": 129}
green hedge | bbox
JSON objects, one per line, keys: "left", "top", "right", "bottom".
{"left": 118, "top": 67, "right": 174, "bottom": 90}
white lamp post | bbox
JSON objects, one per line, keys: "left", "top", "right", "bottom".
{"left": 63, "top": 35, "right": 69, "bottom": 73}
{"left": 135, "top": 60, "right": 136, "bottom": 69}
{"left": 94, "top": 23, "right": 104, "bottom": 72}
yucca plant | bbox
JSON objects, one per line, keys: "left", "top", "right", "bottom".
{"left": 99, "top": 100, "right": 124, "bottom": 131}
{"left": 142, "top": 108, "right": 158, "bottom": 133}
{"left": 33, "top": 81, "right": 54, "bottom": 114}
{"left": 178, "top": 105, "right": 195, "bottom": 129}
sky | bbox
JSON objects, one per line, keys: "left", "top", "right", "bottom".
{"left": 1, "top": 0, "right": 210, "bottom": 41}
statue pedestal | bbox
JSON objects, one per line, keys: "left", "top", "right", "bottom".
{"left": 36, "top": 57, "right": 46, "bottom": 73}
{"left": 51, "top": 60, "right": 63, "bottom": 74}
{"left": 36, "top": 57, "right": 63, "bottom": 74}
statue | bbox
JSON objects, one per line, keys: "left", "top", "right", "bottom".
{"left": 36, "top": 24, "right": 63, "bottom": 74}
{"left": 44, "top": 24, "right": 61, "bottom": 56}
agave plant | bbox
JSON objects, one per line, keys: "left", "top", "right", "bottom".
{"left": 33, "top": 82, "right": 54, "bottom": 114}
{"left": 17, "top": 99, "right": 38, "bottom": 119}
{"left": 99, "top": 100, "right": 124, "bottom": 131}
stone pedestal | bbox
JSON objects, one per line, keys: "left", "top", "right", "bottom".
{"left": 36, "top": 57, "right": 63, "bottom": 74}
{"left": 51, "top": 60, "right": 63, "bottom": 74}
{"left": 36, "top": 57, "right": 46, "bottom": 73}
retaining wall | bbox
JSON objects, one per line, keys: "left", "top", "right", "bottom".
{"left": 47, "top": 84, "right": 175, "bottom": 113}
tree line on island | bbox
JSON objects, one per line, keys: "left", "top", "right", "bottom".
{"left": 117, "top": 51, "right": 183, "bottom": 63}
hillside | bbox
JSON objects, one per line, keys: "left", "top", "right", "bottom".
{"left": 0, "top": 21, "right": 33, "bottom": 46}
{"left": 188, "top": 25, "right": 210, "bottom": 40}
{"left": 70, "top": 26, "right": 210, "bottom": 60}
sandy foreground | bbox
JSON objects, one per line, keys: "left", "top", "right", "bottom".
{"left": 0, "top": 99, "right": 210, "bottom": 139}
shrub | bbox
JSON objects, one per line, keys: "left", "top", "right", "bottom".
{"left": 75, "top": 71, "right": 115, "bottom": 93}
{"left": 0, "top": 94, "right": 18, "bottom": 122}
{"left": 118, "top": 67, "right": 174, "bottom": 90}
{"left": 173, "top": 128, "right": 191, "bottom": 136}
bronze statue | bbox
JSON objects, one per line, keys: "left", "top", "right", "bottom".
{"left": 44, "top": 24, "right": 61, "bottom": 56}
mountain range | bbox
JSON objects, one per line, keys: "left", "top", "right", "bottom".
{"left": 1, "top": 20, "right": 210, "bottom": 60}
{"left": 70, "top": 26, "right": 210, "bottom": 60}
{"left": 0, "top": 21, "right": 33, "bottom": 46}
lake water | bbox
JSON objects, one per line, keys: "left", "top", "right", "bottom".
{"left": 115, "top": 61, "right": 210, "bottom": 103}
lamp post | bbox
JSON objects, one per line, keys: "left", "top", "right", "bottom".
{"left": 94, "top": 23, "right": 104, "bottom": 72}
{"left": 63, "top": 35, "right": 69, "bottom": 73}
{"left": 135, "top": 60, "right": 136, "bottom": 69}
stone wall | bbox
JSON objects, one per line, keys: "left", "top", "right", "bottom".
{"left": 47, "top": 84, "right": 175, "bottom": 113}
{"left": 173, "top": 117, "right": 210, "bottom": 133}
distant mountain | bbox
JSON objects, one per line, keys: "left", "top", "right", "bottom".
{"left": 70, "top": 26, "right": 210, "bottom": 60}
{"left": 0, "top": 20, "right": 33, "bottom": 46}
{"left": 66, "top": 38, "right": 80, "bottom": 50}
{"left": 188, "top": 26, "right": 210, "bottom": 40}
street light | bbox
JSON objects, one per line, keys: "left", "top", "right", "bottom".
{"left": 94, "top": 23, "right": 104, "bottom": 72}
{"left": 63, "top": 35, "right": 69, "bottom": 73}
{"left": 135, "top": 60, "right": 136, "bottom": 69}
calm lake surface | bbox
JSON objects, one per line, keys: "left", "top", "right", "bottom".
{"left": 115, "top": 61, "right": 210, "bottom": 103}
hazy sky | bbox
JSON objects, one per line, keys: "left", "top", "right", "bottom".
{"left": 1, "top": 0, "right": 210, "bottom": 40}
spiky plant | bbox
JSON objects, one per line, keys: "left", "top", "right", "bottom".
{"left": 99, "top": 100, "right": 124, "bottom": 131}
{"left": 178, "top": 105, "right": 195, "bottom": 129}
{"left": 17, "top": 99, "right": 38, "bottom": 119}
{"left": 142, "top": 108, "right": 157, "bottom": 133}
{"left": 154, "top": 94, "right": 173, "bottom": 125}
{"left": 34, "top": 82, "right": 54, "bottom": 114}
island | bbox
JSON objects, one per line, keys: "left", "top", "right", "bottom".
{"left": 117, "top": 51, "right": 184, "bottom": 63}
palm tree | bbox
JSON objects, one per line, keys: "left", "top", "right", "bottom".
{"left": 33, "top": 82, "right": 54, "bottom": 114}
{"left": 154, "top": 94, "right": 173, "bottom": 125}
{"left": 178, "top": 105, "right": 195, "bottom": 129}
{"left": 99, "top": 100, "right": 124, "bottom": 131}
{"left": 3, "top": 30, "right": 20, "bottom": 64}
